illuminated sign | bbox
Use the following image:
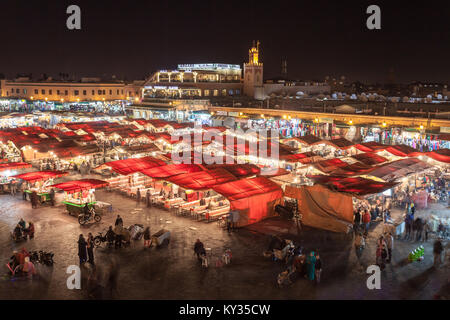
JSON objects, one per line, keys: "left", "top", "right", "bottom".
{"left": 177, "top": 63, "right": 241, "bottom": 71}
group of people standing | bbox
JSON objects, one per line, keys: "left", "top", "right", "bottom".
{"left": 78, "top": 233, "right": 95, "bottom": 265}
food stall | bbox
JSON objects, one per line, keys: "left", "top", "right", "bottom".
{"left": 13, "top": 170, "right": 68, "bottom": 202}
{"left": 50, "top": 179, "right": 109, "bottom": 216}
{"left": 0, "top": 162, "right": 32, "bottom": 193}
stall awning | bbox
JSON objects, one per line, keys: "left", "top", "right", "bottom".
{"left": 212, "top": 177, "right": 283, "bottom": 225}
{"left": 13, "top": 170, "right": 68, "bottom": 183}
{"left": 351, "top": 153, "right": 388, "bottom": 165}
{"left": 324, "top": 137, "right": 355, "bottom": 150}
{"left": 140, "top": 163, "right": 203, "bottom": 179}
{"left": 365, "top": 158, "right": 430, "bottom": 181}
{"left": 51, "top": 179, "right": 109, "bottom": 193}
{"left": 426, "top": 148, "right": 450, "bottom": 163}
{"left": 313, "top": 158, "right": 348, "bottom": 173}
{"left": 165, "top": 168, "right": 237, "bottom": 190}
{"left": 307, "top": 175, "right": 397, "bottom": 196}
{"left": 204, "top": 164, "right": 261, "bottom": 178}
{"left": 283, "top": 135, "right": 323, "bottom": 146}
{"left": 0, "top": 162, "right": 32, "bottom": 173}
{"left": 279, "top": 152, "right": 319, "bottom": 163}
{"left": 100, "top": 156, "right": 166, "bottom": 175}
{"left": 354, "top": 141, "right": 388, "bottom": 153}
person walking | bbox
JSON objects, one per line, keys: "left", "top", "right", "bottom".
{"left": 27, "top": 222, "right": 35, "bottom": 240}
{"left": 385, "top": 232, "right": 394, "bottom": 263}
{"left": 404, "top": 214, "right": 412, "bottom": 240}
{"left": 315, "top": 253, "right": 322, "bottom": 284}
{"left": 78, "top": 234, "right": 88, "bottom": 265}
{"left": 143, "top": 227, "right": 151, "bottom": 248}
{"left": 30, "top": 190, "right": 38, "bottom": 209}
{"left": 146, "top": 189, "right": 151, "bottom": 208}
{"left": 362, "top": 209, "right": 371, "bottom": 235}
{"left": 194, "top": 239, "right": 205, "bottom": 261}
{"left": 136, "top": 188, "right": 141, "bottom": 202}
{"left": 87, "top": 233, "right": 95, "bottom": 265}
{"left": 423, "top": 220, "right": 430, "bottom": 242}
{"left": 433, "top": 239, "right": 444, "bottom": 268}
{"left": 306, "top": 251, "right": 316, "bottom": 281}
{"left": 49, "top": 188, "right": 55, "bottom": 206}
{"left": 115, "top": 215, "right": 123, "bottom": 227}
{"left": 114, "top": 224, "right": 123, "bottom": 249}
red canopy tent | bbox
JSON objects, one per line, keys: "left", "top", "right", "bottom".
{"left": 283, "top": 135, "right": 323, "bottom": 146}
{"left": 13, "top": 170, "right": 68, "bottom": 183}
{"left": 354, "top": 141, "right": 388, "bottom": 153}
{"left": 351, "top": 152, "right": 388, "bottom": 165}
{"left": 51, "top": 179, "right": 109, "bottom": 193}
{"left": 101, "top": 156, "right": 166, "bottom": 175}
{"left": 313, "top": 158, "right": 348, "bottom": 173}
{"left": 426, "top": 148, "right": 450, "bottom": 163}
{"left": 324, "top": 138, "right": 355, "bottom": 150}
{"left": 212, "top": 177, "right": 283, "bottom": 226}
{"left": 204, "top": 163, "right": 261, "bottom": 178}
{"left": 307, "top": 175, "right": 397, "bottom": 196}
{"left": 165, "top": 168, "right": 237, "bottom": 190}
{"left": 140, "top": 163, "right": 203, "bottom": 179}
{"left": 384, "top": 145, "right": 423, "bottom": 157}
{"left": 279, "top": 152, "right": 319, "bottom": 164}
{"left": 0, "top": 162, "right": 32, "bottom": 173}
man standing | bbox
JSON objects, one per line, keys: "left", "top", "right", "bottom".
{"left": 362, "top": 210, "right": 371, "bottom": 235}
{"left": 146, "top": 189, "right": 151, "bottom": 208}
{"left": 433, "top": 239, "right": 444, "bottom": 268}
{"left": 385, "top": 232, "right": 394, "bottom": 263}
{"left": 115, "top": 215, "right": 123, "bottom": 227}
{"left": 49, "top": 188, "right": 55, "bottom": 206}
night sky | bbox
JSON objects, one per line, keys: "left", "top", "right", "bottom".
{"left": 0, "top": 0, "right": 449, "bottom": 83}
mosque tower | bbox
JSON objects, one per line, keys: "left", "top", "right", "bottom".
{"left": 243, "top": 40, "right": 264, "bottom": 100}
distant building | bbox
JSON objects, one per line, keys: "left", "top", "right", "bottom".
{"left": 0, "top": 78, "right": 142, "bottom": 102}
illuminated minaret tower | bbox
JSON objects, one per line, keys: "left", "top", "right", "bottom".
{"left": 244, "top": 40, "right": 264, "bottom": 100}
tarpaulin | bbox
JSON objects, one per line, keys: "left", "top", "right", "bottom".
{"left": 13, "top": 170, "right": 68, "bottom": 183}
{"left": 426, "top": 149, "right": 450, "bottom": 163}
{"left": 324, "top": 137, "right": 355, "bottom": 150}
{"left": 366, "top": 158, "right": 430, "bottom": 181}
{"left": 101, "top": 156, "right": 166, "bottom": 175}
{"left": 140, "top": 163, "right": 203, "bottom": 179}
{"left": 279, "top": 152, "right": 320, "bottom": 164}
{"left": 166, "top": 168, "right": 237, "bottom": 190}
{"left": 51, "top": 179, "right": 108, "bottom": 193}
{"left": 385, "top": 145, "right": 422, "bottom": 157}
{"left": 212, "top": 177, "right": 283, "bottom": 226}
{"left": 285, "top": 184, "right": 353, "bottom": 233}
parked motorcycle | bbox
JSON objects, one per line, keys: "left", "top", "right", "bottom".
{"left": 78, "top": 209, "right": 101, "bottom": 225}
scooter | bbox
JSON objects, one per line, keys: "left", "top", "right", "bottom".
{"left": 78, "top": 209, "right": 101, "bottom": 225}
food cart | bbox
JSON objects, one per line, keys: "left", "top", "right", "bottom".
{"left": 50, "top": 179, "right": 109, "bottom": 216}
{"left": 0, "top": 162, "right": 32, "bottom": 193}
{"left": 13, "top": 170, "right": 68, "bottom": 203}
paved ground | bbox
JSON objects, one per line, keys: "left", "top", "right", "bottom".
{"left": 0, "top": 182, "right": 448, "bottom": 300}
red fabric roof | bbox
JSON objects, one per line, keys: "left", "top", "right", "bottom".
{"left": 140, "top": 163, "right": 203, "bottom": 179}
{"left": 354, "top": 141, "right": 388, "bottom": 153}
{"left": 307, "top": 175, "right": 397, "bottom": 196}
{"left": 426, "top": 149, "right": 450, "bottom": 163}
{"left": 351, "top": 152, "right": 388, "bottom": 165}
{"left": 51, "top": 179, "right": 108, "bottom": 193}
{"left": 102, "top": 156, "right": 166, "bottom": 175}
{"left": 314, "top": 158, "right": 348, "bottom": 173}
{"left": 284, "top": 135, "right": 323, "bottom": 146}
{"left": 165, "top": 168, "right": 237, "bottom": 190}
{"left": 0, "top": 162, "right": 32, "bottom": 172}
{"left": 213, "top": 177, "right": 283, "bottom": 224}
{"left": 280, "top": 151, "right": 318, "bottom": 163}
{"left": 325, "top": 138, "right": 355, "bottom": 149}
{"left": 205, "top": 164, "right": 261, "bottom": 177}
{"left": 385, "top": 145, "right": 422, "bottom": 157}
{"left": 13, "top": 170, "right": 68, "bottom": 183}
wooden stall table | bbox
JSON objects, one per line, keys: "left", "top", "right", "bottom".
{"left": 164, "top": 197, "right": 184, "bottom": 209}
{"left": 205, "top": 205, "right": 230, "bottom": 222}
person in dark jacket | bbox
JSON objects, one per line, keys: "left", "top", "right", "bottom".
{"left": 87, "top": 233, "right": 95, "bottom": 265}
{"left": 143, "top": 227, "right": 151, "bottom": 248}
{"left": 136, "top": 188, "right": 141, "bottom": 202}
{"left": 194, "top": 239, "right": 205, "bottom": 261}
{"left": 433, "top": 239, "right": 444, "bottom": 267}
{"left": 30, "top": 191, "right": 38, "bottom": 209}
{"left": 78, "top": 234, "right": 87, "bottom": 265}
{"left": 49, "top": 188, "right": 55, "bottom": 206}
{"left": 146, "top": 189, "right": 151, "bottom": 207}
{"left": 115, "top": 215, "right": 123, "bottom": 227}
{"left": 315, "top": 253, "right": 322, "bottom": 284}
{"left": 105, "top": 226, "right": 115, "bottom": 247}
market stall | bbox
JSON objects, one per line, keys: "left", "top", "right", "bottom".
{"left": 13, "top": 170, "right": 68, "bottom": 202}
{"left": 50, "top": 179, "right": 109, "bottom": 215}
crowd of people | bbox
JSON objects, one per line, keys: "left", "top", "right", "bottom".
{"left": 12, "top": 218, "right": 35, "bottom": 241}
